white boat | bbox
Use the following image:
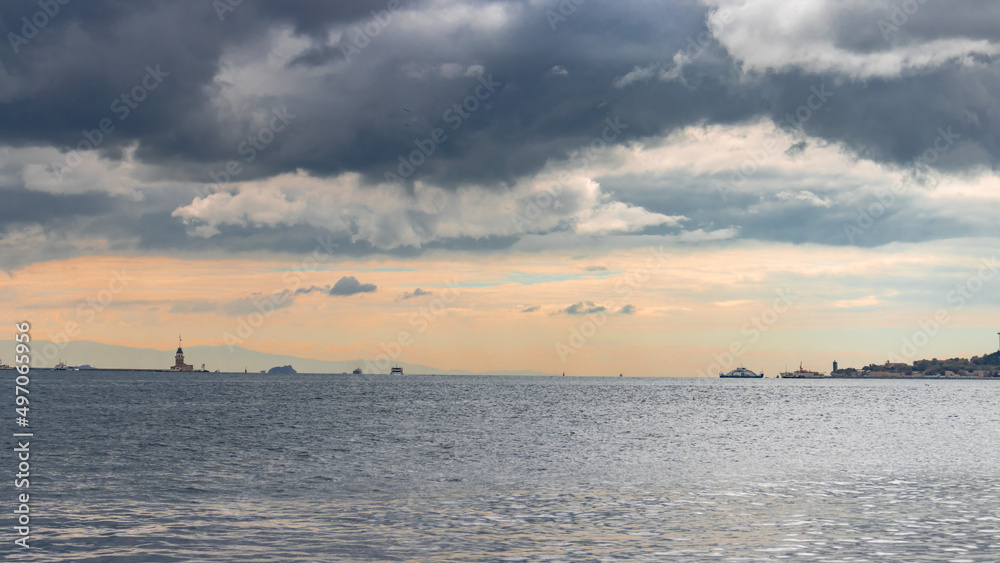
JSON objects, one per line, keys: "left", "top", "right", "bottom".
{"left": 720, "top": 367, "right": 762, "bottom": 378}
{"left": 779, "top": 362, "right": 825, "bottom": 378}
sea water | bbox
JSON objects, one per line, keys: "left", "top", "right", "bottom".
{"left": 8, "top": 372, "right": 1000, "bottom": 561}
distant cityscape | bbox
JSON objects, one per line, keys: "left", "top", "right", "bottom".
{"left": 828, "top": 349, "right": 1000, "bottom": 379}
{"left": 10, "top": 337, "right": 1000, "bottom": 378}
{"left": 758, "top": 349, "right": 1000, "bottom": 379}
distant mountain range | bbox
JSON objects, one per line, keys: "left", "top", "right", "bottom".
{"left": 2, "top": 339, "right": 557, "bottom": 376}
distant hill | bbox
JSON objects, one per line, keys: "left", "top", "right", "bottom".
{"left": 2, "top": 339, "right": 558, "bottom": 376}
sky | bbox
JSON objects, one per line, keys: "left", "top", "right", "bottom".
{"left": 2, "top": 0, "right": 1000, "bottom": 375}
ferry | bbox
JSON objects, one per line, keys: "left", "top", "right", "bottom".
{"left": 779, "top": 362, "right": 825, "bottom": 378}
{"left": 390, "top": 366, "right": 404, "bottom": 375}
{"left": 53, "top": 360, "right": 77, "bottom": 371}
{"left": 720, "top": 367, "right": 763, "bottom": 378}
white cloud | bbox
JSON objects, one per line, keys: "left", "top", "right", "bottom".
{"left": 702, "top": 0, "right": 1000, "bottom": 79}
{"left": 172, "top": 159, "right": 690, "bottom": 249}
{"left": 173, "top": 186, "right": 309, "bottom": 231}
{"left": 174, "top": 172, "right": 555, "bottom": 249}
{"left": 776, "top": 190, "right": 832, "bottom": 208}
{"left": 613, "top": 64, "right": 660, "bottom": 88}
{"left": 164, "top": 115, "right": 1000, "bottom": 252}
{"left": 575, "top": 200, "right": 685, "bottom": 234}
{"left": 16, "top": 144, "right": 146, "bottom": 199}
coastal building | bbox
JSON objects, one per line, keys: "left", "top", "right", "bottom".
{"left": 170, "top": 336, "right": 193, "bottom": 372}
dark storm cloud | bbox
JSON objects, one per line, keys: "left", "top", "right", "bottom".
{"left": 0, "top": 186, "right": 113, "bottom": 225}
{"left": 0, "top": 1, "right": 757, "bottom": 188}
{"left": 2, "top": 0, "right": 998, "bottom": 183}
{"left": 2, "top": 0, "right": 1000, "bottom": 264}
{"left": 329, "top": 276, "right": 376, "bottom": 296}
{"left": 0, "top": 186, "right": 141, "bottom": 271}
{"left": 762, "top": 69, "right": 995, "bottom": 175}
{"left": 0, "top": 1, "right": 396, "bottom": 156}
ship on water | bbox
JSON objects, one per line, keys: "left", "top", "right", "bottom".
{"left": 720, "top": 367, "right": 763, "bottom": 378}
{"left": 0, "top": 359, "right": 12, "bottom": 370}
{"left": 779, "top": 362, "right": 825, "bottom": 378}
{"left": 352, "top": 367, "right": 363, "bottom": 375}
{"left": 390, "top": 366, "right": 404, "bottom": 375}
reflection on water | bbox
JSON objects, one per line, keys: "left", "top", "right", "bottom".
{"left": 10, "top": 374, "right": 1000, "bottom": 561}
{"left": 30, "top": 479, "right": 1000, "bottom": 561}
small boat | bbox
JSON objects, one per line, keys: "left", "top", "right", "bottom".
{"left": 0, "top": 359, "right": 12, "bottom": 370}
{"left": 390, "top": 366, "right": 404, "bottom": 375}
{"left": 720, "top": 367, "right": 763, "bottom": 378}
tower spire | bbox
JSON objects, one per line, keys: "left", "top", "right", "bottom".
{"left": 171, "top": 334, "right": 193, "bottom": 371}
